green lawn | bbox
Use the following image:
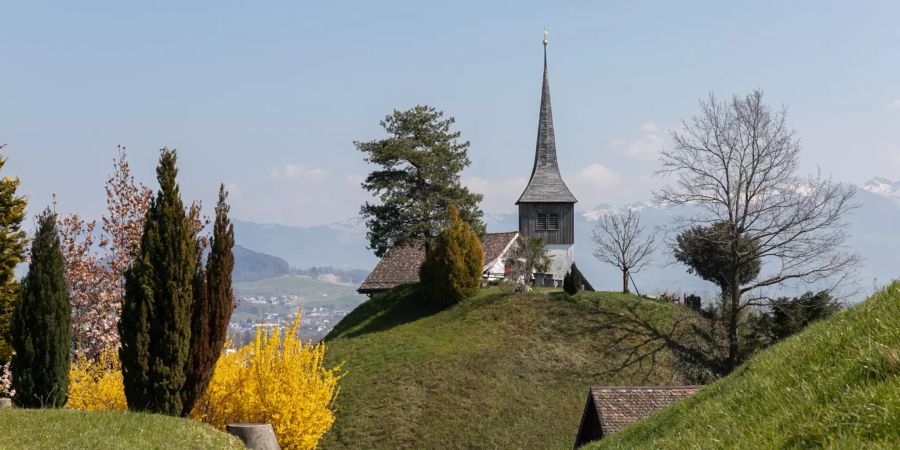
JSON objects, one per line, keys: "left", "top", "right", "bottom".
{"left": 590, "top": 282, "right": 900, "bottom": 449}
{"left": 0, "top": 408, "right": 243, "bottom": 449}
{"left": 321, "top": 285, "right": 689, "bottom": 449}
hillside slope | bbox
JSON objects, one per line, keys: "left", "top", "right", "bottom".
{"left": 321, "top": 286, "right": 689, "bottom": 449}
{"left": 591, "top": 282, "right": 900, "bottom": 449}
{"left": 233, "top": 244, "right": 290, "bottom": 282}
{"left": 0, "top": 409, "right": 243, "bottom": 449}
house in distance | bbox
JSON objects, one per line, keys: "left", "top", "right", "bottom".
{"left": 358, "top": 37, "right": 585, "bottom": 294}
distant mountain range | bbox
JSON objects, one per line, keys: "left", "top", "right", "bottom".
{"left": 233, "top": 245, "right": 290, "bottom": 282}
{"left": 233, "top": 218, "right": 378, "bottom": 270}
{"left": 232, "top": 181, "right": 900, "bottom": 302}
{"left": 863, "top": 176, "right": 900, "bottom": 205}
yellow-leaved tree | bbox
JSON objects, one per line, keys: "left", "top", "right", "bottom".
{"left": 67, "top": 313, "right": 341, "bottom": 450}
{"left": 192, "top": 314, "right": 342, "bottom": 449}
{"left": 67, "top": 346, "right": 127, "bottom": 411}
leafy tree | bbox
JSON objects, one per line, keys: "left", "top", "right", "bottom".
{"left": 181, "top": 185, "right": 235, "bottom": 416}
{"left": 0, "top": 148, "right": 28, "bottom": 363}
{"left": 120, "top": 149, "right": 198, "bottom": 415}
{"left": 58, "top": 147, "right": 152, "bottom": 357}
{"left": 11, "top": 209, "right": 71, "bottom": 407}
{"left": 357, "top": 105, "right": 485, "bottom": 257}
{"left": 591, "top": 208, "right": 655, "bottom": 294}
{"left": 657, "top": 90, "right": 857, "bottom": 372}
{"left": 509, "top": 236, "right": 552, "bottom": 285}
{"left": 673, "top": 222, "right": 761, "bottom": 302}
{"left": 768, "top": 291, "right": 839, "bottom": 342}
{"left": 419, "top": 206, "right": 483, "bottom": 306}
{"left": 563, "top": 263, "right": 582, "bottom": 295}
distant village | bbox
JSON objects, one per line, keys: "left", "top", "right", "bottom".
{"left": 228, "top": 295, "right": 354, "bottom": 344}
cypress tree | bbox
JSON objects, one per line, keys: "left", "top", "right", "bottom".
{"left": 11, "top": 209, "right": 70, "bottom": 407}
{"left": 0, "top": 150, "right": 28, "bottom": 363}
{"left": 181, "top": 185, "right": 235, "bottom": 416}
{"left": 120, "top": 149, "right": 197, "bottom": 415}
{"left": 420, "top": 206, "right": 483, "bottom": 306}
{"left": 563, "top": 263, "right": 582, "bottom": 296}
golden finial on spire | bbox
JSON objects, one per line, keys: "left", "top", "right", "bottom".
{"left": 543, "top": 27, "right": 549, "bottom": 46}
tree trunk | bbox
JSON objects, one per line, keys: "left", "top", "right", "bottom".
{"left": 622, "top": 269, "right": 630, "bottom": 294}
{"left": 726, "top": 244, "right": 741, "bottom": 372}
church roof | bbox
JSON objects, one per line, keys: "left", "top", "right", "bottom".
{"left": 517, "top": 43, "right": 577, "bottom": 204}
{"left": 357, "top": 232, "right": 520, "bottom": 294}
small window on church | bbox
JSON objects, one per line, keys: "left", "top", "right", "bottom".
{"left": 537, "top": 213, "right": 548, "bottom": 230}
{"left": 549, "top": 214, "right": 559, "bottom": 230}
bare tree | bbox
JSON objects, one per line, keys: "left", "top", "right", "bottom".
{"left": 591, "top": 208, "right": 655, "bottom": 294}
{"left": 656, "top": 90, "right": 858, "bottom": 371}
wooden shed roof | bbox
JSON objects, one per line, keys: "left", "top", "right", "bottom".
{"left": 574, "top": 385, "right": 701, "bottom": 448}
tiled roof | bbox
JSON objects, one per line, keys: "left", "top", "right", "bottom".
{"left": 357, "top": 232, "right": 519, "bottom": 294}
{"left": 357, "top": 243, "right": 425, "bottom": 293}
{"left": 574, "top": 386, "right": 701, "bottom": 447}
{"left": 517, "top": 46, "right": 577, "bottom": 204}
{"left": 481, "top": 231, "right": 520, "bottom": 266}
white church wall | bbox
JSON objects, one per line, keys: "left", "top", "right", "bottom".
{"left": 546, "top": 244, "right": 574, "bottom": 281}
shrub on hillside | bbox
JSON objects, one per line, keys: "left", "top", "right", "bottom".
{"left": 0, "top": 361, "right": 13, "bottom": 398}
{"left": 67, "top": 346, "right": 126, "bottom": 411}
{"left": 67, "top": 313, "right": 342, "bottom": 449}
{"left": 192, "top": 314, "right": 342, "bottom": 450}
{"left": 419, "top": 206, "right": 483, "bottom": 306}
{"left": 563, "top": 264, "right": 583, "bottom": 295}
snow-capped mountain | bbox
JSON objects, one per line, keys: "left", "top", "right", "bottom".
{"left": 863, "top": 177, "right": 900, "bottom": 205}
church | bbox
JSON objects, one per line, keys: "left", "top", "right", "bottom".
{"left": 358, "top": 38, "right": 584, "bottom": 295}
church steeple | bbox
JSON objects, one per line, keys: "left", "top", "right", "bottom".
{"left": 516, "top": 33, "right": 577, "bottom": 204}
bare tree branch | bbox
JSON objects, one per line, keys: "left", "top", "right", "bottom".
{"left": 591, "top": 208, "right": 656, "bottom": 293}
{"left": 655, "top": 90, "right": 859, "bottom": 370}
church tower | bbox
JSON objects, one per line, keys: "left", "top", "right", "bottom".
{"left": 517, "top": 34, "right": 577, "bottom": 284}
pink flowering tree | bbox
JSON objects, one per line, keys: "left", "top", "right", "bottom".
{"left": 59, "top": 147, "right": 151, "bottom": 357}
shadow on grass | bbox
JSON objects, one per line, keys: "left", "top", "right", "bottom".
{"left": 325, "top": 283, "right": 445, "bottom": 340}
{"left": 586, "top": 298, "right": 721, "bottom": 384}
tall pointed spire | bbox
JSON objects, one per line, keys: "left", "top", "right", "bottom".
{"left": 517, "top": 31, "right": 577, "bottom": 204}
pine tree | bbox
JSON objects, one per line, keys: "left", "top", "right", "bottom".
{"left": 420, "top": 206, "right": 483, "bottom": 306}
{"left": 181, "top": 185, "right": 235, "bottom": 416}
{"left": 11, "top": 209, "right": 70, "bottom": 407}
{"left": 120, "top": 149, "right": 197, "bottom": 415}
{"left": 357, "top": 105, "right": 485, "bottom": 257}
{"left": 0, "top": 149, "right": 28, "bottom": 363}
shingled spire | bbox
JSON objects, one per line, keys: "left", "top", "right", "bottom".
{"left": 517, "top": 36, "right": 577, "bottom": 204}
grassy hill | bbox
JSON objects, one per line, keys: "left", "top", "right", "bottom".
{"left": 590, "top": 282, "right": 900, "bottom": 449}
{"left": 0, "top": 409, "right": 243, "bottom": 449}
{"left": 321, "top": 285, "right": 690, "bottom": 449}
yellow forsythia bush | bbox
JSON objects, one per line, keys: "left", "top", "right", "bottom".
{"left": 67, "top": 314, "right": 342, "bottom": 450}
{"left": 67, "top": 346, "right": 127, "bottom": 411}
{"left": 192, "top": 314, "right": 342, "bottom": 450}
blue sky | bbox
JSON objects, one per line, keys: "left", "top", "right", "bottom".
{"left": 2, "top": 1, "right": 900, "bottom": 226}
